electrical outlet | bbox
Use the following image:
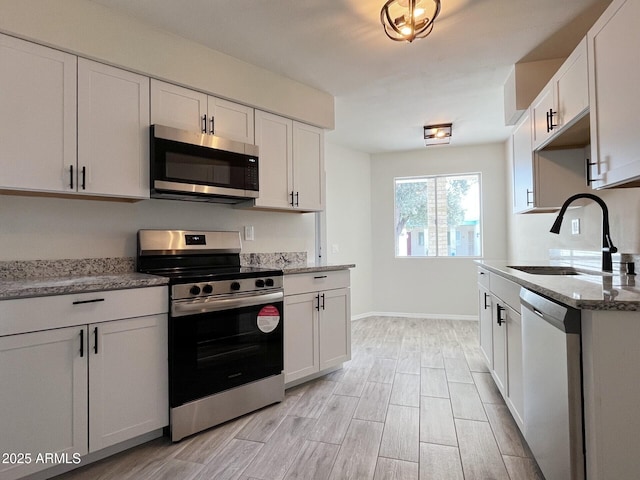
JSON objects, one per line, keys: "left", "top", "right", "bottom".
{"left": 571, "top": 218, "right": 580, "bottom": 235}
{"left": 244, "top": 225, "right": 255, "bottom": 241}
{"left": 331, "top": 244, "right": 340, "bottom": 254}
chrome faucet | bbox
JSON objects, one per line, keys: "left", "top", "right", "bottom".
{"left": 550, "top": 193, "right": 618, "bottom": 272}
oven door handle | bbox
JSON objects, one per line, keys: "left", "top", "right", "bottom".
{"left": 172, "top": 291, "right": 284, "bottom": 317}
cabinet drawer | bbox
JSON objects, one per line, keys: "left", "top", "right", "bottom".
{"left": 284, "top": 270, "right": 350, "bottom": 296}
{"left": 491, "top": 274, "right": 520, "bottom": 311}
{"left": 477, "top": 267, "right": 491, "bottom": 289}
{"left": 0, "top": 286, "right": 168, "bottom": 336}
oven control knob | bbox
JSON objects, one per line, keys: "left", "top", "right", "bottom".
{"left": 230, "top": 281, "right": 241, "bottom": 291}
{"left": 265, "top": 278, "right": 275, "bottom": 287}
{"left": 255, "top": 279, "right": 265, "bottom": 288}
{"left": 202, "top": 284, "right": 213, "bottom": 294}
{"left": 189, "top": 285, "right": 201, "bottom": 295}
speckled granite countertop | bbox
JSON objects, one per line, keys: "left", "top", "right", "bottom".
{"left": 0, "top": 258, "right": 168, "bottom": 301}
{"left": 0, "top": 273, "right": 169, "bottom": 300}
{"left": 477, "top": 260, "right": 640, "bottom": 311}
{"left": 0, "top": 255, "right": 352, "bottom": 301}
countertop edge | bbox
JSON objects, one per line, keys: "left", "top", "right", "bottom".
{"left": 282, "top": 264, "right": 355, "bottom": 274}
{"left": 0, "top": 273, "right": 169, "bottom": 301}
{"left": 477, "top": 260, "right": 640, "bottom": 311}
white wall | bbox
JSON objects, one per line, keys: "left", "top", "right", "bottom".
{"left": 0, "top": 195, "right": 316, "bottom": 260}
{"left": 505, "top": 138, "right": 640, "bottom": 262}
{"left": 371, "top": 143, "right": 508, "bottom": 318}
{"left": 324, "top": 142, "right": 373, "bottom": 318}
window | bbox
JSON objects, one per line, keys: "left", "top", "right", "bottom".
{"left": 394, "top": 173, "right": 481, "bottom": 257}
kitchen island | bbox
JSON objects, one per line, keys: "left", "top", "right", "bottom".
{"left": 476, "top": 260, "right": 640, "bottom": 480}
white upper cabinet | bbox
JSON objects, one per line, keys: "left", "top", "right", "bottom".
{"left": 531, "top": 83, "right": 556, "bottom": 150}
{"left": 0, "top": 35, "right": 149, "bottom": 200}
{"left": 512, "top": 109, "right": 535, "bottom": 213}
{"left": 588, "top": 0, "right": 640, "bottom": 188}
{"left": 513, "top": 107, "right": 591, "bottom": 214}
{"left": 254, "top": 110, "right": 293, "bottom": 210}
{"left": 78, "top": 59, "right": 150, "bottom": 199}
{"left": 208, "top": 96, "right": 254, "bottom": 144}
{"left": 554, "top": 38, "right": 589, "bottom": 131}
{"left": 0, "top": 33, "right": 77, "bottom": 194}
{"left": 293, "top": 121, "right": 324, "bottom": 211}
{"left": 150, "top": 79, "right": 207, "bottom": 133}
{"left": 531, "top": 38, "right": 589, "bottom": 151}
{"left": 254, "top": 110, "right": 325, "bottom": 212}
{"left": 150, "top": 79, "right": 254, "bottom": 144}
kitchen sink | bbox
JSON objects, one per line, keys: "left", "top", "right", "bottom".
{"left": 508, "top": 266, "right": 583, "bottom": 276}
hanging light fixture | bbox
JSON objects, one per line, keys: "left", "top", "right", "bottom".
{"left": 424, "top": 123, "right": 452, "bottom": 146}
{"left": 380, "top": 0, "right": 441, "bottom": 43}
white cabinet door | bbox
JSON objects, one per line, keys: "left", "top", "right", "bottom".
{"left": 512, "top": 107, "right": 590, "bottom": 213}
{"left": 492, "top": 302, "right": 507, "bottom": 395}
{"left": 506, "top": 306, "right": 524, "bottom": 431}
{"left": 208, "top": 96, "right": 254, "bottom": 143}
{"left": 319, "top": 287, "right": 351, "bottom": 370}
{"left": 293, "top": 121, "right": 324, "bottom": 212}
{"left": 77, "top": 59, "right": 150, "bottom": 199}
{"left": 512, "top": 109, "right": 534, "bottom": 213}
{"left": 554, "top": 38, "right": 588, "bottom": 130}
{"left": 531, "top": 82, "right": 556, "bottom": 150}
{"left": 0, "top": 327, "right": 88, "bottom": 480}
{"left": 89, "top": 314, "right": 168, "bottom": 451}
{"left": 478, "top": 284, "right": 493, "bottom": 368}
{"left": 588, "top": 0, "right": 640, "bottom": 188}
{"left": 150, "top": 79, "right": 254, "bottom": 144}
{"left": 150, "top": 79, "right": 208, "bottom": 133}
{"left": 254, "top": 110, "right": 293, "bottom": 210}
{"left": 284, "top": 292, "right": 319, "bottom": 383}
{"left": 0, "top": 33, "right": 77, "bottom": 194}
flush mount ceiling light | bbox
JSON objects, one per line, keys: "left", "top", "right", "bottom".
{"left": 380, "top": 0, "right": 441, "bottom": 43}
{"left": 424, "top": 123, "right": 452, "bottom": 146}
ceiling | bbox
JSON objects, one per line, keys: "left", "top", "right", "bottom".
{"left": 90, "top": 0, "right": 611, "bottom": 153}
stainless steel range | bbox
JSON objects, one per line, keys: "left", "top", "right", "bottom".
{"left": 137, "top": 229, "right": 284, "bottom": 442}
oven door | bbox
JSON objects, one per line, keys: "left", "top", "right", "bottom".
{"left": 170, "top": 290, "right": 283, "bottom": 407}
{"left": 151, "top": 124, "right": 259, "bottom": 202}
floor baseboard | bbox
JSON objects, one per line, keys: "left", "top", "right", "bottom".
{"left": 352, "top": 311, "right": 478, "bottom": 321}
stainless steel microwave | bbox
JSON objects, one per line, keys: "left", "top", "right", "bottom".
{"left": 150, "top": 124, "right": 259, "bottom": 203}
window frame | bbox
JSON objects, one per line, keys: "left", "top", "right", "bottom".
{"left": 393, "top": 172, "right": 483, "bottom": 259}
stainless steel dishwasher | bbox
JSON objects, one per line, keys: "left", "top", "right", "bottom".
{"left": 520, "top": 288, "right": 584, "bottom": 480}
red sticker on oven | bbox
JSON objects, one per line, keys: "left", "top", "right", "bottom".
{"left": 257, "top": 305, "right": 280, "bottom": 333}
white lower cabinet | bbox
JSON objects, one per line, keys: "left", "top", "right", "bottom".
{"left": 476, "top": 268, "right": 524, "bottom": 431}
{"left": 283, "top": 271, "right": 351, "bottom": 385}
{"left": 89, "top": 315, "right": 168, "bottom": 452}
{"left": 0, "top": 287, "right": 168, "bottom": 480}
{"left": 477, "top": 269, "right": 493, "bottom": 368}
{"left": 0, "top": 327, "right": 88, "bottom": 480}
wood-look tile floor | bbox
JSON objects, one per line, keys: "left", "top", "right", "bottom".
{"left": 54, "top": 316, "right": 544, "bottom": 480}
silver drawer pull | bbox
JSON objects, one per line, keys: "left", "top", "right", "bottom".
{"left": 72, "top": 298, "right": 105, "bottom": 305}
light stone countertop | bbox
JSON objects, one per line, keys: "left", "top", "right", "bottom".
{"left": 0, "top": 273, "right": 169, "bottom": 301}
{"left": 280, "top": 263, "right": 355, "bottom": 274}
{"left": 0, "top": 255, "right": 354, "bottom": 300}
{"left": 477, "top": 260, "right": 640, "bottom": 311}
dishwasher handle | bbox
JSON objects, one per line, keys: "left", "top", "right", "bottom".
{"left": 519, "top": 288, "right": 581, "bottom": 334}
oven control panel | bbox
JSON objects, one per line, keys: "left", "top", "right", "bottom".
{"left": 173, "top": 276, "right": 283, "bottom": 300}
